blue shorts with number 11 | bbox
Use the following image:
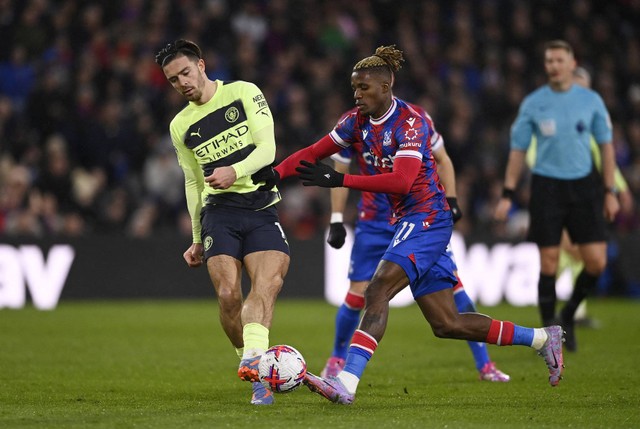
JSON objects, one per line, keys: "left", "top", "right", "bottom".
{"left": 382, "top": 212, "right": 457, "bottom": 299}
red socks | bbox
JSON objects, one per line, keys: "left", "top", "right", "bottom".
{"left": 486, "top": 320, "right": 515, "bottom": 346}
{"left": 351, "top": 330, "right": 378, "bottom": 355}
{"left": 344, "top": 292, "right": 365, "bottom": 310}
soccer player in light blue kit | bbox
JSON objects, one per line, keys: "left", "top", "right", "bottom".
{"left": 253, "top": 45, "right": 564, "bottom": 404}
{"left": 495, "top": 40, "right": 619, "bottom": 353}
{"left": 321, "top": 106, "right": 509, "bottom": 382}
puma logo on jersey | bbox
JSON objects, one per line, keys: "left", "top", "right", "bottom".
{"left": 406, "top": 117, "right": 416, "bottom": 127}
{"left": 190, "top": 128, "right": 201, "bottom": 138}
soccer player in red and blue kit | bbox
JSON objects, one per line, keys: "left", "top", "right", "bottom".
{"left": 252, "top": 45, "right": 564, "bottom": 404}
{"left": 321, "top": 104, "right": 509, "bottom": 383}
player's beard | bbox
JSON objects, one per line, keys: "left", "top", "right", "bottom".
{"left": 184, "top": 86, "right": 201, "bottom": 102}
{"left": 184, "top": 74, "right": 206, "bottom": 102}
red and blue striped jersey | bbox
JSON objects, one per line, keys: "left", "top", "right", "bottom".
{"left": 330, "top": 98, "right": 448, "bottom": 222}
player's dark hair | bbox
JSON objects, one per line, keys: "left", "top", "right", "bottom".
{"left": 155, "top": 39, "right": 202, "bottom": 67}
{"left": 353, "top": 45, "right": 404, "bottom": 77}
{"left": 544, "top": 40, "right": 574, "bottom": 56}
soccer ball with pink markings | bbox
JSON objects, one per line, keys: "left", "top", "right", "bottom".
{"left": 258, "top": 345, "right": 307, "bottom": 393}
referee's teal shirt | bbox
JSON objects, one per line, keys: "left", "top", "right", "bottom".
{"left": 511, "top": 84, "right": 612, "bottom": 180}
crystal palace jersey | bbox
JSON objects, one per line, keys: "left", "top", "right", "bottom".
{"left": 330, "top": 98, "right": 448, "bottom": 222}
{"left": 332, "top": 104, "right": 446, "bottom": 223}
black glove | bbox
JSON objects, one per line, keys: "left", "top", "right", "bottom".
{"left": 327, "top": 222, "right": 347, "bottom": 249}
{"left": 251, "top": 165, "right": 280, "bottom": 191}
{"left": 447, "top": 197, "right": 463, "bottom": 224}
{"left": 296, "top": 160, "right": 345, "bottom": 188}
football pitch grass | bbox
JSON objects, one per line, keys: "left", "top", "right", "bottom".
{"left": 2, "top": 299, "right": 639, "bottom": 428}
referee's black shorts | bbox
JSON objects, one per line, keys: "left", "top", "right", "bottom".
{"left": 528, "top": 170, "right": 607, "bottom": 247}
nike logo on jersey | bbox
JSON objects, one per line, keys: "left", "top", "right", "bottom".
{"left": 190, "top": 128, "right": 201, "bottom": 138}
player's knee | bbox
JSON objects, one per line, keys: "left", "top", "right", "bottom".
{"left": 431, "top": 324, "right": 452, "bottom": 339}
{"left": 539, "top": 250, "right": 560, "bottom": 274}
{"left": 584, "top": 257, "right": 606, "bottom": 276}
{"left": 364, "top": 281, "right": 392, "bottom": 304}
{"left": 267, "top": 273, "right": 285, "bottom": 291}
{"left": 216, "top": 285, "right": 242, "bottom": 306}
{"left": 430, "top": 319, "right": 458, "bottom": 339}
{"left": 540, "top": 259, "right": 559, "bottom": 276}
{"left": 363, "top": 285, "right": 380, "bottom": 303}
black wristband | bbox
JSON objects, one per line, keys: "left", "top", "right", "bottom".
{"left": 502, "top": 188, "right": 515, "bottom": 200}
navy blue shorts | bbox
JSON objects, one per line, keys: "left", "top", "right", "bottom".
{"left": 200, "top": 204, "right": 290, "bottom": 261}
{"left": 382, "top": 213, "right": 457, "bottom": 299}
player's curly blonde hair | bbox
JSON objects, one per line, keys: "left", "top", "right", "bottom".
{"left": 353, "top": 45, "right": 404, "bottom": 73}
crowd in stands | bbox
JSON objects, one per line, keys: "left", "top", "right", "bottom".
{"left": 1, "top": 0, "right": 639, "bottom": 241}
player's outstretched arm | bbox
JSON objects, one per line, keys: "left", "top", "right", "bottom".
{"left": 275, "top": 135, "right": 342, "bottom": 179}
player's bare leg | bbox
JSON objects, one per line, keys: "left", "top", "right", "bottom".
{"left": 237, "top": 250, "right": 289, "bottom": 383}
{"left": 207, "top": 255, "right": 244, "bottom": 348}
{"left": 321, "top": 280, "right": 367, "bottom": 378}
{"left": 358, "top": 261, "right": 411, "bottom": 340}
{"left": 208, "top": 254, "right": 274, "bottom": 404}
{"left": 417, "top": 288, "right": 493, "bottom": 339}
{"left": 307, "top": 259, "right": 563, "bottom": 406}
{"left": 415, "top": 288, "right": 563, "bottom": 386}
{"left": 243, "top": 250, "right": 290, "bottom": 327}
{"left": 305, "top": 261, "right": 409, "bottom": 404}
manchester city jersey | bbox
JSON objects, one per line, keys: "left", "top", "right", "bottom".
{"left": 169, "top": 79, "right": 280, "bottom": 241}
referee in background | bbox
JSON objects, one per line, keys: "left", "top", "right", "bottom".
{"left": 494, "top": 40, "right": 620, "bottom": 352}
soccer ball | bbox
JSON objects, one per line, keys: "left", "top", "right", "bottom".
{"left": 258, "top": 345, "right": 307, "bottom": 393}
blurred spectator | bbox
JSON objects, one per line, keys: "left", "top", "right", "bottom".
{"left": 33, "top": 134, "right": 76, "bottom": 214}
{"left": 0, "top": 163, "right": 36, "bottom": 235}
{"left": 142, "top": 135, "right": 185, "bottom": 225}
{"left": 0, "top": 0, "right": 636, "bottom": 241}
{"left": 0, "top": 45, "right": 35, "bottom": 112}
